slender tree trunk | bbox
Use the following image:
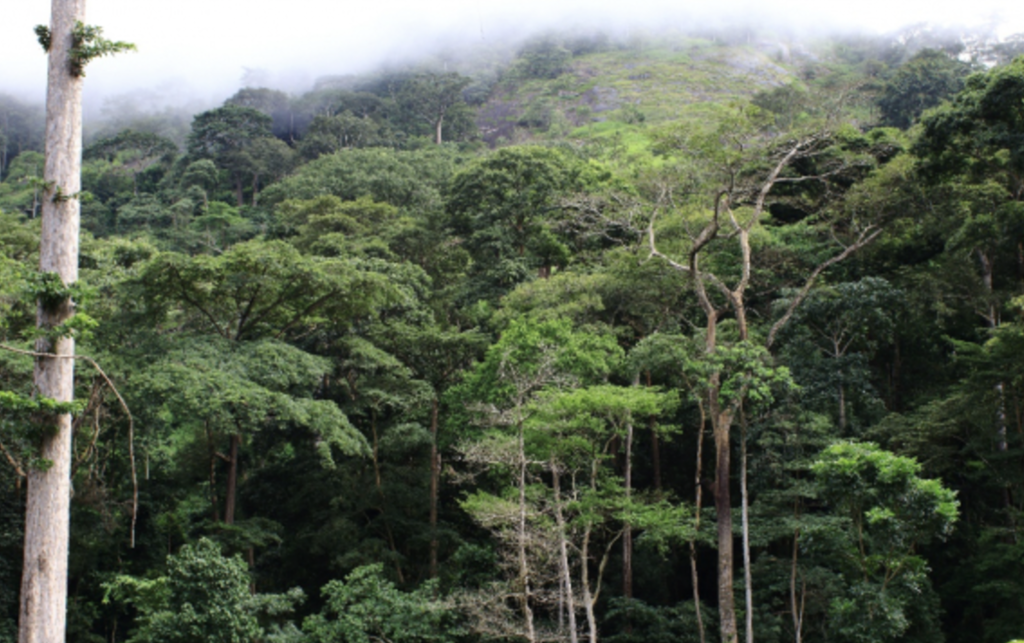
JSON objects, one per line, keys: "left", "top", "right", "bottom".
{"left": 623, "top": 400, "right": 635, "bottom": 601}
{"left": 435, "top": 117, "right": 443, "bottom": 145}
{"left": 552, "top": 462, "right": 578, "bottom": 643}
{"left": 690, "top": 402, "right": 707, "bottom": 643}
{"left": 790, "top": 503, "right": 805, "bottom": 643}
{"left": 714, "top": 406, "right": 738, "bottom": 643}
{"left": 647, "top": 370, "right": 662, "bottom": 493}
{"left": 650, "top": 417, "right": 662, "bottom": 492}
{"left": 837, "top": 383, "right": 846, "bottom": 433}
{"left": 580, "top": 526, "right": 598, "bottom": 643}
{"left": 207, "top": 423, "right": 220, "bottom": 523}
{"left": 980, "top": 250, "right": 1012, "bottom": 513}
{"left": 21, "top": 3, "right": 85, "bottom": 642}
{"left": 741, "top": 417, "right": 753, "bottom": 643}
{"left": 429, "top": 397, "right": 440, "bottom": 579}
{"left": 224, "top": 433, "right": 240, "bottom": 525}
{"left": 517, "top": 419, "right": 536, "bottom": 643}
{"left": 235, "top": 177, "right": 244, "bottom": 207}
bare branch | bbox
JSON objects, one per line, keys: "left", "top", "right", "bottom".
{"left": 766, "top": 226, "right": 883, "bottom": 349}
{"left": 0, "top": 436, "right": 26, "bottom": 478}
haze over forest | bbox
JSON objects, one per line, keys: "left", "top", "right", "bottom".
{"left": 3, "top": 0, "right": 1024, "bottom": 117}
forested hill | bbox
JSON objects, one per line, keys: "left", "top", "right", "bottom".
{"left": 2, "top": 25, "right": 1024, "bottom": 643}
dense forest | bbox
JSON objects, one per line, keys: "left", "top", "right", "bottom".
{"left": 2, "top": 21, "right": 1024, "bottom": 643}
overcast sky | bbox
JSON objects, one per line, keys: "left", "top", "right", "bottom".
{"left": 3, "top": 0, "right": 1024, "bottom": 111}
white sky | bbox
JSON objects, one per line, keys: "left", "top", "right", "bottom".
{"left": 3, "top": 0, "right": 1024, "bottom": 111}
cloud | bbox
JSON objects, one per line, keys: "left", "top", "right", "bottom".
{"left": 3, "top": 0, "right": 1022, "bottom": 110}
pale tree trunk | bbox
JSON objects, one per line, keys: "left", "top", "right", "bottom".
{"left": 979, "top": 250, "right": 1012, "bottom": 514}
{"left": 622, "top": 385, "right": 636, "bottom": 601}
{"left": 517, "top": 420, "right": 537, "bottom": 643}
{"left": 790, "top": 503, "right": 805, "bottom": 643}
{"left": 713, "top": 406, "right": 738, "bottom": 643}
{"left": 647, "top": 371, "right": 662, "bottom": 493}
{"left": 579, "top": 472, "right": 621, "bottom": 643}
{"left": 580, "top": 528, "right": 598, "bottom": 643}
{"left": 552, "top": 462, "right": 578, "bottom": 643}
{"left": 741, "top": 416, "right": 753, "bottom": 643}
{"left": 224, "top": 433, "right": 240, "bottom": 525}
{"left": 645, "top": 134, "right": 883, "bottom": 643}
{"left": 690, "top": 402, "right": 707, "bottom": 643}
{"left": 429, "top": 398, "right": 440, "bottom": 579}
{"left": 21, "top": 2, "right": 85, "bottom": 642}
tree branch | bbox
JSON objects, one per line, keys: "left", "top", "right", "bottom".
{"left": 0, "top": 343, "right": 139, "bottom": 548}
{"left": 765, "top": 226, "right": 883, "bottom": 349}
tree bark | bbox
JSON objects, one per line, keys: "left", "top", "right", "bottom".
{"left": 429, "top": 397, "right": 440, "bottom": 579}
{"left": 552, "top": 462, "right": 578, "bottom": 643}
{"left": 517, "top": 419, "right": 536, "bottom": 643}
{"left": 224, "top": 433, "right": 240, "bottom": 525}
{"left": 623, "top": 411, "right": 634, "bottom": 600}
{"left": 741, "top": 417, "right": 753, "bottom": 643}
{"left": 714, "top": 407, "right": 738, "bottom": 643}
{"left": 690, "top": 401, "right": 707, "bottom": 643}
{"left": 21, "top": 2, "right": 85, "bottom": 642}
{"left": 207, "top": 422, "right": 220, "bottom": 523}
{"left": 790, "top": 503, "right": 805, "bottom": 643}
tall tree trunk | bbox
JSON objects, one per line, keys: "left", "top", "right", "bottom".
{"left": 552, "top": 462, "right": 578, "bottom": 643}
{"left": 714, "top": 407, "right": 738, "bottom": 643}
{"left": 741, "top": 417, "right": 753, "bottom": 643}
{"left": 623, "top": 412, "right": 634, "bottom": 600}
{"left": 580, "top": 527, "right": 598, "bottom": 643}
{"left": 980, "top": 249, "right": 1012, "bottom": 513}
{"left": 235, "top": 177, "right": 244, "bottom": 207}
{"left": 645, "top": 370, "right": 662, "bottom": 494}
{"left": 206, "top": 422, "right": 220, "bottom": 523}
{"left": 517, "top": 419, "right": 536, "bottom": 643}
{"left": 435, "top": 117, "right": 444, "bottom": 145}
{"left": 623, "top": 377, "right": 637, "bottom": 602}
{"left": 790, "top": 502, "right": 805, "bottom": 643}
{"left": 224, "top": 433, "right": 240, "bottom": 525}
{"left": 21, "top": 3, "right": 85, "bottom": 642}
{"left": 837, "top": 383, "right": 846, "bottom": 433}
{"left": 429, "top": 397, "right": 440, "bottom": 579}
{"left": 690, "top": 401, "right": 708, "bottom": 643}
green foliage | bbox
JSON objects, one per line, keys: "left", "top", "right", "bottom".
{"left": 261, "top": 146, "right": 457, "bottom": 211}
{"left": 916, "top": 55, "right": 1024, "bottom": 181}
{"left": 603, "top": 598, "right": 712, "bottom": 643}
{"left": 68, "top": 22, "right": 136, "bottom": 77}
{"left": 446, "top": 146, "right": 604, "bottom": 301}
{"left": 303, "top": 564, "right": 457, "bottom": 643}
{"left": 298, "top": 112, "right": 382, "bottom": 160}
{"left": 878, "top": 49, "right": 972, "bottom": 129}
{"left": 105, "top": 538, "right": 299, "bottom": 643}
{"left": 812, "top": 442, "right": 959, "bottom": 642}
{"left": 34, "top": 25, "right": 51, "bottom": 52}
{"left": 395, "top": 72, "right": 475, "bottom": 143}
{"left": 23, "top": 271, "right": 89, "bottom": 312}
{"left": 510, "top": 36, "right": 573, "bottom": 81}
{"left": 139, "top": 239, "right": 390, "bottom": 341}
